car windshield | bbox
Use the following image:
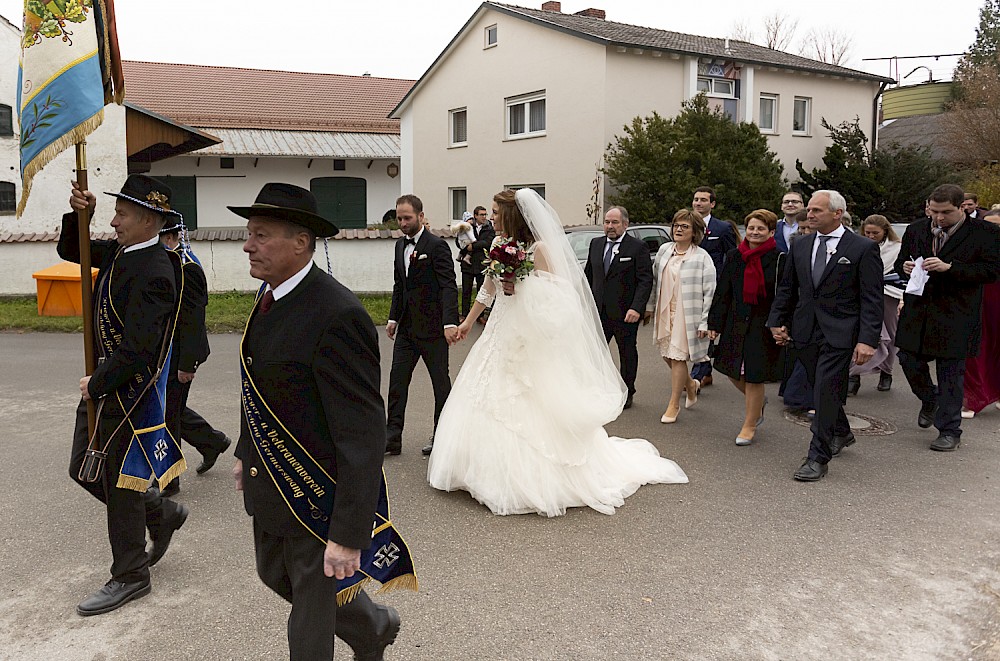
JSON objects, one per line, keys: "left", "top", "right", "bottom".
{"left": 566, "top": 230, "right": 603, "bottom": 261}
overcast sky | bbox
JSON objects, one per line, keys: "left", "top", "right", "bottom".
{"left": 1, "top": 0, "right": 982, "bottom": 83}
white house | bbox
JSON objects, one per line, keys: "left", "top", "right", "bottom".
{"left": 390, "top": 1, "right": 893, "bottom": 225}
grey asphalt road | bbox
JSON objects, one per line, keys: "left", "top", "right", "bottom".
{"left": 1, "top": 328, "right": 999, "bottom": 661}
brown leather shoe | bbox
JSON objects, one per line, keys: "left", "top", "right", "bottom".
{"left": 700, "top": 375, "right": 713, "bottom": 387}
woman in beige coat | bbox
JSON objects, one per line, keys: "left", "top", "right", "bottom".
{"left": 647, "top": 209, "right": 717, "bottom": 423}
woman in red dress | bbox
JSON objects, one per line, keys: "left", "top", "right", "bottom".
{"left": 962, "top": 209, "right": 1000, "bottom": 418}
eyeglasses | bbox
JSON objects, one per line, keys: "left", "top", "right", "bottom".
{"left": 782, "top": 200, "right": 802, "bottom": 205}
{"left": 673, "top": 224, "right": 693, "bottom": 231}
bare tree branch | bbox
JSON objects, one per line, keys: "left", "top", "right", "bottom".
{"left": 729, "top": 19, "right": 756, "bottom": 44}
{"left": 799, "top": 27, "right": 854, "bottom": 65}
{"left": 762, "top": 12, "right": 798, "bottom": 50}
{"left": 943, "top": 60, "right": 1000, "bottom": 163}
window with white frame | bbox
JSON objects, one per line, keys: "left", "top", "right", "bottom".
{"left": 696, "top": 77, "right": 735, "bottom": 98}
{"left": 506, "top": 92, "right": 546, "bottom": 139}
{"left": 759, "top": 94, "right": 778, "bottom": 133}
{"left": 485, "top": 24, "right": 497, "bottom": 48}
{"left": 504, "top": 184, "right": 545, "bottom": 200}
{"left": 793, "top": 97, "right": 811, "bottom": 135}
{"left": 450, "top": 108, "right": 467, "bottom": 147}
{"left": 450, "top": 187, "right": 468, "bottom": 221}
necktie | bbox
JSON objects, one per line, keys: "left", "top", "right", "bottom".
{"left": 259, "top": 289, "right": 275, "bottom": 315}
{"left": 604, "top": 241, "right": 616, "bottom": 274}
{"left": 812, "top": 235, "right": 831, "bottom": 289}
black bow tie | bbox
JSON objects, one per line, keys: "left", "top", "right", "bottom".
{"left": 404, "top": 238, "right": 416, "bottom": 246}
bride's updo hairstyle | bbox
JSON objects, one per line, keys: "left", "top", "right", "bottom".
{"left": 493, "top": 189, "right": 535, "bottom": 245}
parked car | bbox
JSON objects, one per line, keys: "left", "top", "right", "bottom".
{"left": 565, "top": 224, "right": 672, "bottom": 267}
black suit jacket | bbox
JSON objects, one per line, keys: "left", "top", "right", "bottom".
{"left": 702, "top": 215, "right": 739, "bottom": 274}
{"left": 389, "top": 230, "right": 459, "bottom": 340}
{"left": 456, "top": 223, "right": 496, "bottom": 275}
{"left": 894, "top": 216, "right": 1000, "bottom": 359}
{"left": 584, "top": 233, "right": 653, "bottom": 322}
{"left": 767, "top": 230, "right": 883, "bottom": 350}
{"left": 235, "top": 265, "right": 386, "bottom": 550}
{"left": 169, "top": 250, "right": 211, "bottom": 373}
{"left": 58, "top": 212, "right": 177, "bottom": 406}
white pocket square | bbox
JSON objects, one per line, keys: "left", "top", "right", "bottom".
{"left": 619, "top": 256, "right": 632, "bottom": 262}
{"left": 418, "top": 254, "right": 429, "bottom": 260}
{"left": 837, "top": 257, "right": 851, "bottom": 265}
{"left": 707, "top": 236, "right": 719, "bottom": 240}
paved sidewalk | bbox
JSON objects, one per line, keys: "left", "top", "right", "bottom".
{"left": 1, "top": 328, "right": 998, "bottom": 660}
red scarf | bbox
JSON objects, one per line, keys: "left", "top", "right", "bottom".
{"left": 738, "top": 236, "right": 776, "bottom": 305}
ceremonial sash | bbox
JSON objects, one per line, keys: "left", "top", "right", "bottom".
{"left": 95, "top": 250, "right": 186, "bottom": 492}
{"left": 241, "top": 289, "right": 418, "bottom": 605}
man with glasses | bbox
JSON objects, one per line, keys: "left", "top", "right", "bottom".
{"left": 776, "top": 191, "right": 805, "bottom": 253}
{"left": 456, "top": 205, "right": 495, "bottom": 324}
{"left": 895, "top": 184, "right": 1000, "bottom": 451}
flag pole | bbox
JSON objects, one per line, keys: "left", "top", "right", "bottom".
{"left": 75, "top": 141, "right": 97, "bottom": 440}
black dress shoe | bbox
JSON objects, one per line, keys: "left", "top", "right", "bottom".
{"left": 148, "top": 503, "right": 189, "bottom": 567}
{"left": 793, "top": 459, "right": 828, "bottom": 482}
{"left": 930, "top": 434, "right": 960, "bottom": 452}
{"left": 384, "top": 446, "right": 401, "bottom": 456}
{"left": 354, "top": 605, "right": 401, "bottom": 661}
{"left": 160, "top": 479, "right": 180, "bottom": 498}
{"left": 196, "top": 436, "right": 232, "bottom": 475}
{"left": 421, "top": 439, "right": 434, "bottom": 456}
{"left": 917, "top": 401, "right": 937, "bottom": 429}
{"left": 847, "top": 375, "right": 861, "bottom": 396}
{"left": 877, "top": 372, "right": 892, "bottom": 391}
{"left": 830, "top": 433, "right": 856, "bottom": 458}
{"left": 623, "top": 393, "right": 634, "bottom": 410}
{"left": 77, "top": 578, "right": 151, "bottom": 616}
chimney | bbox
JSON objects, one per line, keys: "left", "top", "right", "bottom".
{"left": 574, "top": 8, "right": 606, "bottom": 19}
{"left": 541, "top": 1, "right": 561, "bottom": 11}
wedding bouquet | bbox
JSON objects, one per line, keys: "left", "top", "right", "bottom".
{"left": 483, "top": 237, "right": 534, "bottom": 282}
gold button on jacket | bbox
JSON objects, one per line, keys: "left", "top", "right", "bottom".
{"left": 249, "top": 467, "right": 258, "bottom": 477}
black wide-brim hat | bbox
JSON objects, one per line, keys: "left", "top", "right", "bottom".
{"left": 104, "top": 174, "right": 182, "bottom": 219}
{"left": 227, "top": 182, "right": 339, "bottom": 237}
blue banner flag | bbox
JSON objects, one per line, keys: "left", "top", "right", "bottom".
{"left": 17, "top": 0, "right": 123, "bottom": 216}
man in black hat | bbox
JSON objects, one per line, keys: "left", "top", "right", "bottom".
{"left": 157, "top": 222, "right": 232, "bottom": 498}
{"left": 60, "top": 175, "right": 190, "bottom": 615}
{"left": 230, "top": 183, "right": 400, "bottom": 661}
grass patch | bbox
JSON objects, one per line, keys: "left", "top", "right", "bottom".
{"left": 1, "top": 292, "right": 393, "bottom": 333}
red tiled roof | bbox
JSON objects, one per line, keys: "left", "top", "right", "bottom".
{"left": 122, "top": 61, "right": 415, "bottom": 134}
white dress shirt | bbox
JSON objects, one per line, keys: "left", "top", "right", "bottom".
{"left": 810, "top": 224, "right": 846, "bottom": 265}
{"left": 123, "top": 235, "right": 160, "bottom": 253}
{"left": 266, "top": 260, "right": 313, "bottom": 301}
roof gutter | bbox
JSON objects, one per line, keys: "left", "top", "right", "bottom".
{"left": 871, "top": 80, "right": 891, "bottom": 161}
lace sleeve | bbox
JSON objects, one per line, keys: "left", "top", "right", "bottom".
{"left": 476, "top": 275, "right": 497, "bottom": 307}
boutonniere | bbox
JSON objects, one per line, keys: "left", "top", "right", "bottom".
{"left": 409, "top": 252, "right": 419, "bottom": 264}
{"left": 826, "top": 247, "right": 836, "bottom": 256}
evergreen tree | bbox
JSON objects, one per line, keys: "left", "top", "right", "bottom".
{"left": 603, "top": 95, "right": 786, "bottom": 224}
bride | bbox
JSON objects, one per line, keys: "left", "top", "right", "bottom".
{"left": 427, "top": 189, "right": 687, "bottom": 517}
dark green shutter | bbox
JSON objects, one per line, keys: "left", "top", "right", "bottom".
{"left": 159, "top": 176, "right": 198, "bottom": 229}
{"left": 310, "top": 177, "right": 367, "bottom": 229}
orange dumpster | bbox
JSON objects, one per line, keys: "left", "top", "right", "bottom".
{"left": 32, "top": 262, "right": 99, "bottom": 317}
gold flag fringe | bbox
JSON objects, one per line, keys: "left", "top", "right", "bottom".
{"left": 375, "top": 573, "right": 419, "bottom": 596}
{"left": 115, "top": 457, "right": 187, "bottom": 493}
{"left": 334, "top": 572, "right": 419, "bottom": 607}
{"left": 16, "top": 109, "right": 104, "bottom": 217}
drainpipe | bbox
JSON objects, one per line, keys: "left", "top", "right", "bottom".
{"left": 871, "top": 80, "right": 890, "bottom": 163}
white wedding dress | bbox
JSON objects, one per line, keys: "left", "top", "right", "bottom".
{"left": 427, "top": 190, "right": 688, "bottom": 517}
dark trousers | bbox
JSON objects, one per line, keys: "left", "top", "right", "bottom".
{"left": 691, "top": 356, "right": 713, "bottom": 381}
{"left": 460, "top": 271, "right": 485, "bottom": 317}
{"left": 164, "top": 375, "right": 228, "bottom": 489}
{"left": 798, "top": 340, "right": 853, "bottom": 464}
{"left": 253, "top": 520, "right": 392, "bottom": 660}
{"left": 898, "top": 351, "right": 965, "bottom": 437}
{"left": 602, "top": 317, "right": 640, "bottom": 395}
{"left": 70, "top": 399, "right": 178, "bottom": 583}
{"left": 386, "top": 329, "right": 451, "bottom": 448}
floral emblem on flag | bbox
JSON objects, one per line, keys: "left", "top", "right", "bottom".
{"left": 22, "top": 0, "right": 94, "bottom": 49}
